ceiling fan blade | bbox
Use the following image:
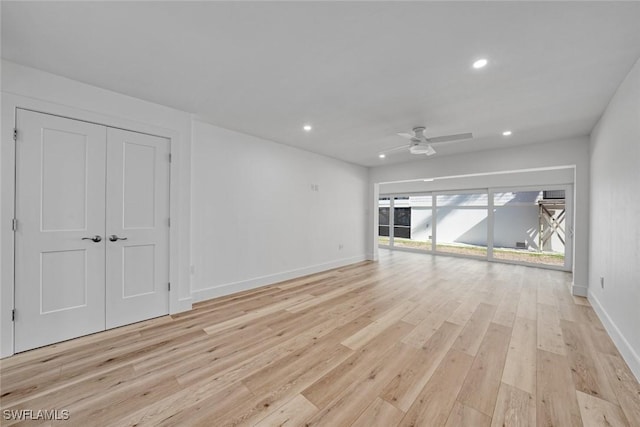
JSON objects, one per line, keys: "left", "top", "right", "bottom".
{"left": 428, "top": 132, "right": 473, "bottom": 144}
{"left": 379, "top": 144, "right": 409, "bottom": 155}
{"left": 397, "top": 132, "right": 414, "bottom": 139}
{"left": 425, "top": 145, "right": 437, "bottom": 156}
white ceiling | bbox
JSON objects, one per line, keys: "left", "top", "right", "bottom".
{"left": 3, "top": 1, "right": 640, "bottom": 167}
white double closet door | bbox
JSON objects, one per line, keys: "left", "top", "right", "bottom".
{"left": 14, "top": 110, "right": 170, "bottom": 352}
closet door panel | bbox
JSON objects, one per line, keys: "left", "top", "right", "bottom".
{"left": 105, "top": 128, "right": 170, "bottom": 329}
{"left": 14, "top": 110, "right": 107, "bottom": 352}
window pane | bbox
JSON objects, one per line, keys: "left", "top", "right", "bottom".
{"left": 436, "top": 193, "right": 488, "bottom": 207}
{"left": 493, "top": 191, "right": 541, "bottom": 207}
{"left": 394, "top": 207, "right": 411, "bottom": 226}
{"left": 378, "top": 198, "right": 390, "bottom": 245}
{"left": 392, "top": 195, "right": 432, "bottom": 251}
{"left": 435, "top": 207, "right": 488, "bottom": 257}
{"left": 493, "top": 190, "right": 565, "bottom": 266}
{"left": 379, "top": 207, "right": 390, "bottom": 225}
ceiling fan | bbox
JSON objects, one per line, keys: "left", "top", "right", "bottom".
{"left": 380, "top": 126, "right": 473, "bottom": 157}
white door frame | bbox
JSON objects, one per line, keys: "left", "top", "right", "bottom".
{"left": 1, "top": 95, "right": 188, "bottom": 357}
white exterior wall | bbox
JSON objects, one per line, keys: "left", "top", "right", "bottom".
{"left": 410, "top": 208, "right": 432, "bottom": 241}
{"left": 435, "top": 207, "right": 488, "bottom": 247}
{"left": 493, "top": 206, "right": 539, "bottom": 249}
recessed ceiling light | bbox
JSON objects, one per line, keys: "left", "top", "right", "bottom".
{"left": 303, "top": 124, "right": 312, "bottom": 132}
{"left": 379, "top": 153, "right": 386, "bottom": 159}
{"left": 473, "top": 58, "right": 488, "bottom": 69}
{"left": 502, "top": 130, "right": 512, "bottom": 136}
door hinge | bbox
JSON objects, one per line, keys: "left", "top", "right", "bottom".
{"left": 168, "top": 282, "right": 171, "bottom": 292}
{"left": 13, "top": 128, "right": 18, "bottom": 142}
{"left": 12, "top": 218, "right": 18, "bottom": 232}
{"left": 168, "top": 218, "right": 171, "bottom": 227}
{"left": 168, "top": 153, "right": 172, "bottom": 163}
{"left": 12, "top": 309, "right": 16, "bottom": 322}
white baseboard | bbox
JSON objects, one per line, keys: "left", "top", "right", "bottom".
{"left": 588, "top": 291, "right": 640, "bottom": 382}
{"left": 571, "top": 283, "right": 588, "bottom": 297}
{"left": 191, "top": 255, "right": 367, "bottom": 303}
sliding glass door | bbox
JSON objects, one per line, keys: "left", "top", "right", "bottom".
{"left": 378, "top": 197, "right": 390, "bottom": 247}
{"left": 378, "top": 184, "right": 573, "bottom": 271}
{"left": 491, "top": 186, "right": 572, "bottom": 269}
{"left": 434, "top": 191, "right": 488, "bottom": 258}
{"left": 378, "top": 195, "right": 433, "bottom": 252}
{"left": 393, "top": 195, "right": 432, "bottom": 251}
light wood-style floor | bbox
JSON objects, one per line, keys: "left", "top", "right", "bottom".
{"left": 2, "top": 250, "right": 639, "bottom": 426}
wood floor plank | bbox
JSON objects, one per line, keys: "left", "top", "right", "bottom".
{"left": 253, "top": 394, "right": 319, "bottom": 427}
{"left": 401, "top": 278, "right": 464, "bottom": 325}
{"left": 350, "top": 397, "right": 405, "bottom": 427}
{"left": 381, "top": 321, "right": 462, "bottom": 411}
{"left": 493, "top": 286, "right": 521, "bottom": 328}
{"left": 1, "top": 251, "right": 638, "bottom": 427}
{"left": 2, "top": 364, "right": 136, "bottom": 417}
{"left": 445, "top": 401, "right": 491, "bottom": 427}
{"left": 341, "top": 300, "right": 419, "bottom": 350}
{"left": 560, "top": 319, "right": 617, "bottom": 402}
{"left": 450, "top": 303, "right": 497, "bottom": 356}
{"left": 516, "top": 284, "right": 537, "bottom": 321}
{"left": 598, "top": 353, "right": 640, "bottom": 424}
{"left": 398, "top": 349, "right": 474, "bottom": 427}
{"left": 401, "top": 299, "right": 461, "bottom": 348}
{"left": 491, "top": 382, "right": 533, "bottom": 427}
{"left": 202, "top": 293, "right": 315, "bottom": 335}
{"left": 537, "top": 349, "right": 583, "bottom": 427}
{"left": 537, "top": 279, "right": 558, "bottom": 307}
{"left": 587, "top": 324, "right": 619, "bottom": 356}
{"left": 457, "top": 322, "right": 512, "bottom": 416}
{"left": 301, "top": 321, "right": 414, "bottom": 409}
{"left": 576, "top": 390, "right": 630, "bottom": 427}
{"left": 107, "top": 375, "right": 251, "bottom": 426}
{"left": 537, "top": 302, "right": 566, "bottom": 355}
{"left": 240, "top": 324, "right": 359, "bottom": 396}
{"left": 447, "top": 294, "right": 482, "bottom": 327}
{"left": 304, "top": 342, "right": 419, "bottom": 427}
{"left": 502, "top": 316, "right": 537, "bottom": 395}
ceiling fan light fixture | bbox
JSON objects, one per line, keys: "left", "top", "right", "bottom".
{"left": 409, "top": 144, "right": 436, "bottom": 156}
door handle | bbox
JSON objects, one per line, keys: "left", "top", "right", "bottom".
{"left": 109, "top": 235, "right": 128, "bottom": 242}
{"left": 82, "top": 235, "right": 102, "bottom": 243}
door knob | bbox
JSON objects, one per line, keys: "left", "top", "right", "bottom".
{"left": 109, "top": 235, "right": 128, "bottom": 242}
{"left": 82, "top": 235, "right": 102, "bottom": 243}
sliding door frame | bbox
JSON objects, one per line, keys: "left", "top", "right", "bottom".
{"left": 488, "top": 184, "right": 573, "bottom": 272}
{"left": 378, "top": 183, "right": 573, "bottom": 272}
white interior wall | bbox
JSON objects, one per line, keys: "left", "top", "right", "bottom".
{"left": 190, "top": 119, "right": 368, "bottom": 301}
{"left": 588, "top": 57, "right": 640, "bottom": 380}
{"left": 0, "top": 61, "right": 192, "bottom": 357}
{"left": 370, "top": 138, "right": 589, "bottom": 294}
